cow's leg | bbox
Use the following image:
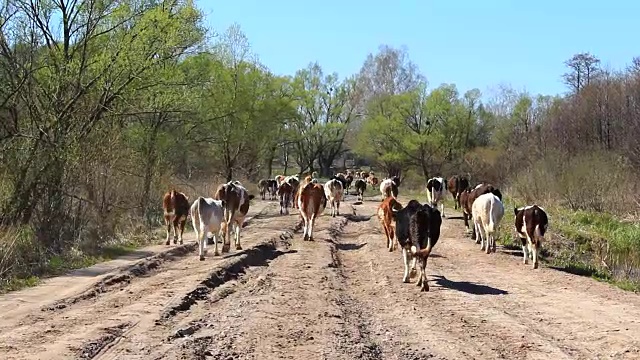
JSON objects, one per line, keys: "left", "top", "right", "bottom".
{"left": 221, "top": 222, "right": 230, "bottom": 253}
{"left": 213, "top": 229, "right": 221, "bottom": 257}
{"left": 463, "top": 212, "right": 469, "bottom": 231}
{"left": 308, "top": 214, "right": 316, "bottom": 241}
{"left": 301, "top": 212, "right": 309, "bottom": 241}
{"left": 197, "top": 225, "right": 205, "bottom": 261}
{"left": 164, "top": 214, "right": 172, "bottom": 245}
{"left": 419, "top": 257, "right": 429, "bottom": 292}
{"left": 203, "top": 230, "right": 210, "bottom": 255}
{"left": 440, "top": 201, "right": 445, "bottom": 218}
{"left": 178, "top": 216, "right": 186, "bottom": 245}
{"left": 402, "top": 248, "right": 412, "bottom": 283}
{"left": 532, "top": 241, "right": 540, "bottom": 269}
{"left": 336, "top": 199, "right": 340, "bottom": 216}
{"left": 234, "top": 221, "right": 242, "bottom": 250}
{"left": 172, "top": 217, "right": 179, "bottom": 244}
{"left": 519, "top": 236, "right": 529, "bottom": 265}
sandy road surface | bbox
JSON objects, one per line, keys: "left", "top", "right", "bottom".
{"left": 1, "top": 196, "right": 640, "bottom": 360}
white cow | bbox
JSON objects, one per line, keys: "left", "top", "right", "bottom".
{"left": 190, "top": 197, "right": 226, "bottom": 260}
{"left": 323, "top": 178, "right": 344, "bottom": 217}
{"left": 426, "top": 177, "right": 446, "bottom": 217}
{"left": 471, "top": 192, "right": 505, "bottom": 254}
{"left": 379, "top": 176, "right": 400, "bottom": 199}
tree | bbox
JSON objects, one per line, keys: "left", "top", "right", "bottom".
{"left": 563, "top": 52, "right": 601, "bottom": 94}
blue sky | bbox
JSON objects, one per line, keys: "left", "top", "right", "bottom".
{"left": 197, "top": 0, "right": 638, "bottom": 98}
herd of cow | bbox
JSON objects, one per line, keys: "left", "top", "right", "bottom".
{"left": 160, "top": 170, "right": 549, "bottom": 293}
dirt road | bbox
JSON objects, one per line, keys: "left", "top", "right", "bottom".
{"left": 1, "top": 196, "right": 640, "bottom": 360}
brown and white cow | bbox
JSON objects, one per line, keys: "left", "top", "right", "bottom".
{"left": 278, "top": 181, "right": 293, "bottom": 215}
{"left": 514, "top": 205, "right": 549, "bottom": 269}
{"left": 380, "top": 176, "right": 400, "bottom": 199}
{"left": 447, "top": 174, "right": 470, "bottom": 210}
{"left": 460, "top": 183, "right": 503, "bottom": 239}
{"left": 368, "top": 176, "right": 379, "bottom": 186}
{"left": 377, "top": 196, "right": 403, "bottom": 252}
{"left": 293, "top": 175, "right": 312, "bottom": 210}
{"left": 213, "top": 181, "right": 255, "bottom": 253}
{"left": 298, "top": 182, "right": 327, "bottom": 241}
{"left": 323, "top": 178, "right": 344, "bottom": 217}
{"left": 162, "top": 189, "right": 190, "bottom": 245}
{"left": 275, "top": 174, "right": 286, "bottom": 187}
{"left": 285, "top": 175, "right": 301, "bottom": 209}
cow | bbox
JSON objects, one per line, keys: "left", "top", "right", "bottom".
{"left": 266, "top": 179, "right": 278, "bottom": 200}
{"left": 426, "top": 177, "right": 446, "bottom": 218}
{"left": 286, "top": 175, "right": 301, "bottom": 208}
{"left": 354, "top": 178, "right": 367, "bottom": 201}
{"left": 377, "top": 196, "right": 403, "bottom": 252}
{"left": 298, "top": 182, "right": 327, "bottom": 241}
{"left": 472, "top": 192, "right": 505, "bottom": 254}
{"left": 380, "top": 176, "right": 400, "bottom": 199}
{"left": 368, "top": 176, "right": 379, "bottom": 186}
{"left": 344, "top": 174, "right": 354, "bottom": 195}
{"left": 258, "top": 179, "right": 269, "bottom": 200}
{"left": 278, "top": 182, "right": 293, "bottom": 215}
{"left": 213, "top": 181, "right": 255, "bottom": 253}
{"left": 461, "top": 183, "right": 503, "bottom": 239}
{"left": 323, "top": 178, "right": 344, "bottom": 217}
{"left": 391, "top": 200, "right": 443, "bottom": 292}
{"left": 190, "top": 197, "right": 225, "bottom": 260}
{"left": 293, "top": 175, "right": 312, "bottom": 210}
{"left": 162, "top": 189, "right": 190, "bottom": 245}
{"left": 514, "top": 205, "right": 549, "bottom": 269}
{"left": 361, "top": 171, "right": 370, "bottom": 179}
{"left": 447, "top": 175, "right": 470, "bottom": 210}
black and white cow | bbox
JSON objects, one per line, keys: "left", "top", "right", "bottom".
{"left": 391, "top": 200, "right": 443, "bottom": 292}
{"left": 426, "top": 177, "right": 446, "bottom": 217}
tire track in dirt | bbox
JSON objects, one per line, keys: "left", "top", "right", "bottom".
{"left": 129, "top": 205, "right": 391, "bottom": 360}
{"left": 0, "top": 202, "right": 301, "bottom": 360}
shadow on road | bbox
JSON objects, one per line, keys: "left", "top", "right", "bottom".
{"left": 431, "top": 275, "right": 509, "bottom": 295}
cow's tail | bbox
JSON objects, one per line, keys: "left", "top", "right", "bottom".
{"left": 191, "top": 197, "right": 204, "bottom": 230}
{"left": 412, "top": 242, "right": 433, "bottom": 258}
{"left": 487, "top": 198, "right": 496, "bottom": 235}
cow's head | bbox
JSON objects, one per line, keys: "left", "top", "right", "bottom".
{"left": 514, "top": 206, "right": 520, "bottom": 216}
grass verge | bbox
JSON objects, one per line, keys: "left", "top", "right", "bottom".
{"left": 0, "top": 226, "right": 164, "bottom": 294}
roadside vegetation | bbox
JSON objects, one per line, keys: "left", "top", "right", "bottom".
{"left": 1, "top": 1, "right": 639, "bottom": 293}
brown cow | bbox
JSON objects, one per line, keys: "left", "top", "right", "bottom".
{"left": 377, "top": 196, "right": 403, "bottom": 252}
{"left": 447, "top": 174, "right": 470, "bottom": 210}
{"left": 298, "top": 182, "right": 327, "bottom": 241}
{"left": 461, "top": 183, "right": 503, "bottom": 239}
{"left": 162, "top": 189, "right": 190, "bottom": 245}
{"left": 514, "top": 205, "right": 549, "bottom": 269}
{"left": 213, "top": 180, "right": 255, "bottom": 254}
{"left": 278, "top": 181, "right": 293, "bottom": 215}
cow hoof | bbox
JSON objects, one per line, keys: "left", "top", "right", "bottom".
{"left": 533, "top": 263, "right": 539, "bottom": 270}
{"left": 235, "top": 245, "right": 242, "bottom": 250}
{"left": 213, "top": 251, "right": 220, "bottom": 256}
{"left": 173, "top": 240, "right": 177, "bottom": 245}
{"left": 402, "top": 277, "right": 410, "bottom": 283}
{"left": 421, "top": 285, "right": 429, "bottom": 292}
{"left": 165, "top": 240, "right": 170, "bottom": 246}
{"left": 308, "top": 236, "right": 314, "bottom": 241}
{"left": 221, "top": 245, "right": 230, "bottom": 253}
{"left": 179, "top": 240, "right": 184, "bottom": 245}
{"left": 199, "top": 256, "right": 205, "bottom": 261}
